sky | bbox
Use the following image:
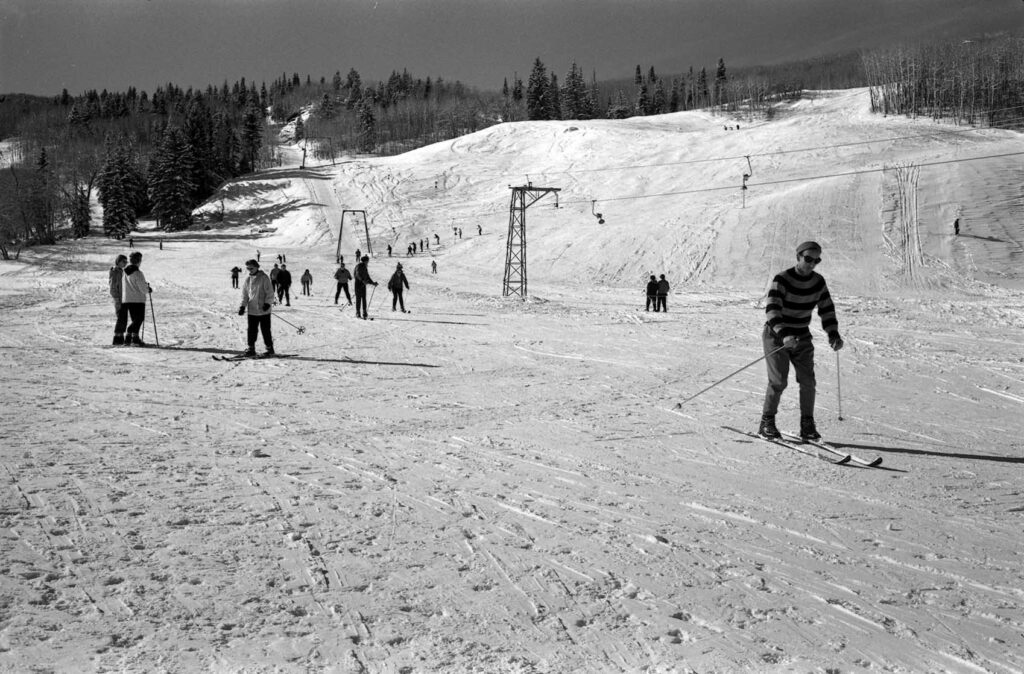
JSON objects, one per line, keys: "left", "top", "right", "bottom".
{"left": 1, "top": 0, "right": 1022, "bottom": 96}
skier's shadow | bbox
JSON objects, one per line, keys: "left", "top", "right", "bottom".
{"left": 829, "top": 441, "right": 1023, "bottom": 465}
{"left": 154, "top": 345, "right": 439, "bottom": 368}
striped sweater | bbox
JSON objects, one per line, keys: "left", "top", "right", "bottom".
{"left": 765, "top": 268, "right": 839, "bottom": 340}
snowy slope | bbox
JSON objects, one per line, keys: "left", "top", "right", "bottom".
{"left": 2, "top": 88, "right": 1023, "bottom": 673}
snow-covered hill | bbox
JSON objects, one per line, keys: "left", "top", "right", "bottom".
{"left": 2, "top": 89, "right": 1023, "bottom": 673}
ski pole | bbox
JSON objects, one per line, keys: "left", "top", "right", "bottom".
{"left": 148, "top": 289, "right": 160, "bottom": 347}
{"left": 274, "top": 313, "right": 306, "bottom": 334}
{"left": 836, "top": 350, "right": 844, "bottom": 421}
{"left": 676, "top": 344, "right": 787, "bottom": 408}
{"left": 368, "top": 284, "right": 377, "bottom": 316}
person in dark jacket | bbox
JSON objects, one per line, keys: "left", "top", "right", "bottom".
{"left": 388, "top": 263, "right": 410, "bottom": 312}
{"left": 334, "top": 262, "right": 352, "bottom": 304}
{"left": 300, "top": 269, "right": 313, "bottom": 296}
{"left": 109, "top": 254, "right": 129, "bottom": 344}
{"left": 353, "top": 256, "right": 378, "bottom": 319}
{"left": 269, "top": 263, "right": 280, "bottom": 295}
{"left": 656, "top": 274, "right": 670, "bottom": 312}
{"left": 230, "top": 266, "right": 242, "bottom": 289}
{"left": 276, "top": 264, "right": 292, "bottom": 306}
{"left": 645, "top": 275, "right": 658, "bottom": 312}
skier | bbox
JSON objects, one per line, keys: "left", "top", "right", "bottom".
{"left": 954, "top": 218, "right": 960, "bottom": 236}
{"left": 238, "top": 260, "right": 274, "bottom": 357}
{"left": 276, "top": 264, "right": 292, "bottom": 306}
{"left": 128, "top": 236, "right": 134, "bottom": 248}
{"left": 758, "top": 241, "right": 844, "bottom": 441}
{"left": 657, "top": 274, "right": 670, "bottom": 312}
{"left": 477, "top": 224, "right": 482, "bottom": 235}
{"left": 353, "top": 255, "right": 378, "bottom": 320}
{"left": 334, "top": 261, "right": 353, "bottom": 304}
{"left": 269, "top": 263, "right": 281, "bottom": 296}
{"left": 387, "top": 244, "right": 392, "bottom": 257}
{"left": 431, "top": 260, "right": 437, "bottom": 274}
{"left": 388, "top": 262, "right": 410, "bottom": 312}
{"left": 434, "top": 233, "right": 440, "bottom": 245}
{"left": 109, "top": 254, "right": 128, "bottom": 345}
{"left": 121, "top": 251, "right": 151, "bottom": 346}
{"left": 300, "top": 269, "right": 313, "bottom": 296}
{"left": 645, "top": 275, "right": 658, "bottom": 312}
{"left": 230, "top": 266, "right": 242, "bottom": 289}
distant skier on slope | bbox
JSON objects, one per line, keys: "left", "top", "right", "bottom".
{"left": 276, "top": 264, "right": 292, "bottom": 306}
{"left": 388, "top": 262, "right": 410, "bottom": 312}
{"left": 657, "top": 274, "right": 670, "bottom": 312}
{"left": 238, "top": 260, "right": 274, "bottom": 357}
{"left": 334, "top": 262, "right": 352, "bottom": 305}
{"left": 300, "top": 269, "right": 313, "bottom": 296}
{"left": 645, "top": 275, "right": 658, "bottom": 312}
{"left": 759, "top": 241, "right": 844, "bottom": 441}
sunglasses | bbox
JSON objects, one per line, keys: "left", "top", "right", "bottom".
{"left": 802, "top": 255, "right": 822, "bottom": 264}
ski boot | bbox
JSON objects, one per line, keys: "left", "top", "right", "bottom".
{"left": 758, "top": 415, "right": 781, "bottom": 439}
{"left": 800, "top": 417, "right": 821, "bottom": 441}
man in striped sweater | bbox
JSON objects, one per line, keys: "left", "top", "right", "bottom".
{"left": 759, "top": 241, "right": 845, "bottom": 441}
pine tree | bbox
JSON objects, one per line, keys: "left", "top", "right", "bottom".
{"left": 547, "top": 73, "right": 561, "bottom": 120}
{"left": 240, "top": 101, "right": 263, "bottom": 172}
{"left": 149, "top": 127, "right": 196, "bottom": 231}
{"left": 636, "top": 83, "right": 650, "bottom": 115}
{"left": 714, "top": 58, "right": 728, "bottom": 106}
{"left": 652, "top": 78, "right": 668, "bottom": 114}
{"left": 344, "top": 68, "right": 363, "bottom": 109}
{"left": 98, "top": 140, "right": 138, "bottom": 239}
{"left": 356, "top": 99, "right": 376, "bottom": 153}
{"left": 562, "top": 61, "right": 593, "bottom": 120}
{"left": 526, "top": 58, "right": 549, "bottom": 120}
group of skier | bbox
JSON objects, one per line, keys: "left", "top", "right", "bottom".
{"left": 108, "top": 251, "right": 152, "bottom": 346}
{"left": 106, "top": 237, "right": 845, "bottom": 441}
{"left": 644, "top": 274, "right": 672, "bottom": 312}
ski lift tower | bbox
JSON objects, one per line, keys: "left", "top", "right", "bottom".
{"left": 503, "top": 183, "right": 560, "bottom": 298}
{"left": 336, "top": 210, "right": 372, "bottom": 262}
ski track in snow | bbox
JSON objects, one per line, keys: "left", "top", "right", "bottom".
{"left": 2, "top": 88, "right": 1024, "bottom": 673}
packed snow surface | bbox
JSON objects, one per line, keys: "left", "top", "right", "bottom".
{"left": 2, "top": 89, "right": 1023, "bottom": 672}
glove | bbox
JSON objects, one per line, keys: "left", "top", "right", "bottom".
{"left": 782, "top": 335, "right": 799, "bottom": 351}
{"left": 148, "top": 284, "right": 153, "bottom": 293}
{"left": 238, "top": 306, "right": 245, "bottom": 315}
{"left": 262, "top": 303, "right": 271, "bottom": 312}
{"left": 374, "top": 281, "right": 379, "bottom": 286}
{"left": 829, "top": 332, "right": 844, "bottom": 351}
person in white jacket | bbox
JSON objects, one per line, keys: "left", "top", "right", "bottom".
{"left": 238, "top": 259, "right": 274, "bottom": 357}
{"left": 121, "top": 251, "right": 151, "bottom": 346}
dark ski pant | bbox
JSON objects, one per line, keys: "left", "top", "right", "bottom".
{"left": 247, "top": 314, "right": 273, "bottom": 350}
{"left": 354, "top": 283, "right": 368, "bottom": 318}
{"left": 335, "top": 282, "right": 351, "bottom": 304}
{"left": 113, "top": 302, "right": 129, "bottom": 342}
{"left": 392, "top": 290, "right": 405, "bottom": 312}
{"left": 761, "top": 323, "right": 816, "bottom": 420}
{"left": 646, "top": 295, "right": 656, "bottom": 311}
{"left": 277, "top": 286, "right": 291, "bottom": 305}
{"left": 231, "top": 276, "right": 239, "bottom": 289}
{"left": 657, "top": 295, "right": 667, "bottom": 312}
{"left": 124, "top": 302, "right": 146, "bottom": 343}
{"left": 301, "top": 282, "right": 310, "bottom": 295}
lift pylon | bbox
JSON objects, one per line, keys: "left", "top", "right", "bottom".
{"left": 336, "top": 210, "right": 372, "bottom": 263}
{"left": 503, "top": 185, "right": 560, "bottom": 298}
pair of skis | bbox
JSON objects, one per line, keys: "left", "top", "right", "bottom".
{"left": 728, "top": 427, "right": 882, "bottom": 468}
{"left": 212, "top": 353, "right": 297, "bottom": 362}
